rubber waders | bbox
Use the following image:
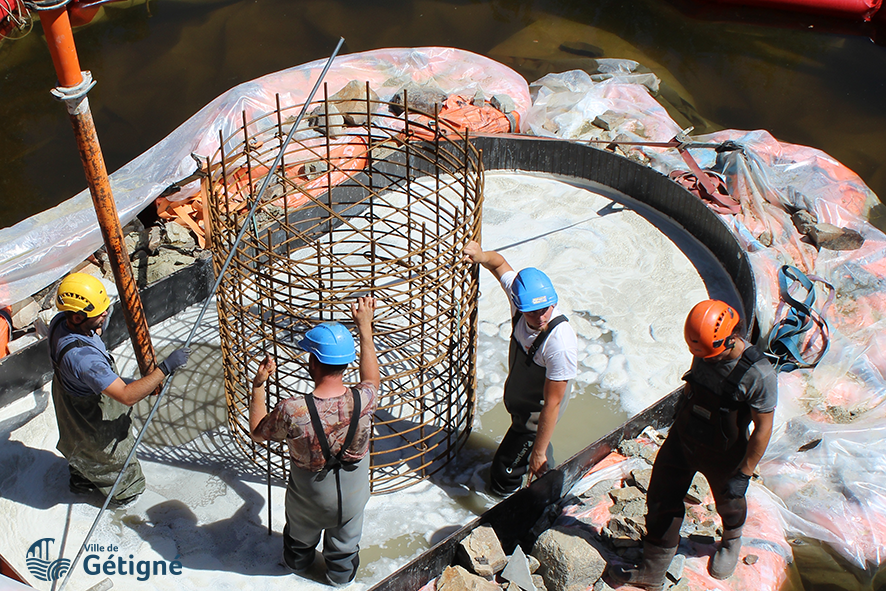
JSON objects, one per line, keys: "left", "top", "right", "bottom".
{"left": 710, "top": 526, "right": 743, "bottom": 579}
{"left": 609, "top": 541, "right": 678, "bottom": 591}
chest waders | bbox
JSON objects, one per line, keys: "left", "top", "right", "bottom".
{"left": 490, "top": 313, "right": 568, "bottom": 495}
{"left": 674, "top": 345, "right": 766, "bottom": 452}
{"left": 303, "top": 387, "right": 362, "bottom": 526}
{"left": 49, "top": 324, "right": 145, "bottom": 500}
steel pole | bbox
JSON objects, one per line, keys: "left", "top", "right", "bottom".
{"left": 31, "top": 1, "right": 157, "bottom": 376}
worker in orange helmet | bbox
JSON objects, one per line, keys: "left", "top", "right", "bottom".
{"left": 609, "top": 300, "right": 777, "bottom": 590}
{"left": 49, "top": 272, "right": 191, "bottom": 505}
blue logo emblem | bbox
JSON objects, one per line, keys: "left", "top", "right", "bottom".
{"left": 26, "top": 538, "right": 70, "bottom": 582}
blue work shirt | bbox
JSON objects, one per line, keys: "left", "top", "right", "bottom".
{"left": 49, "top": 313, "right": 119, "bottom": 398}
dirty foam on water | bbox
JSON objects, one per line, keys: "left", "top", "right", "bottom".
{"left": 0, "top": 172, "right": 713, "bottom": 590}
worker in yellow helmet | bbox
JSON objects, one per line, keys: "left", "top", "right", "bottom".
{"left": 609, "top": 300, "right": 777, "bottom": 590}
{"left": 49, "top": 272, "right": 191, "bottom": 505}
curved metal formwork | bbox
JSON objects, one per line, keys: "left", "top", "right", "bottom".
{"left": 205, "top": 87, "right": 483, "bottom": 493}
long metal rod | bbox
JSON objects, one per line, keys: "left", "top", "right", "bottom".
{"left": 58, "top": 37, "right": 345, "bottom": 591}
{"left": 31, "top": 2, "right": 158, "bottom": 379}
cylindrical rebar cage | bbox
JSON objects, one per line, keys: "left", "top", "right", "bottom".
{"left": 205, "top": 86, "right": 483, "bottom": 493}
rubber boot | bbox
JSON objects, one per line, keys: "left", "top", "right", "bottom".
{"left": 609, "top": 541, "right": 678, "bottom": 591}
{"left": 709, "top": 527, "right": 743, "bottom": 580}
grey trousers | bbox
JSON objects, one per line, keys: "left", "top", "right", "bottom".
{"left": 284, "top": 455, "right": 370, "bottom": 584}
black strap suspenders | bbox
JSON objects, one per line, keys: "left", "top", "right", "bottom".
{"left": 303, "top": 387, "right": 363, "bottom": 525}
{"left": 524, "top": 315, "right": 569, "bottom": 366}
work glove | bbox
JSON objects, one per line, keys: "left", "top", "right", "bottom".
{"left": 158, "top": 347, "right": 191, "bottom": 376}
{"left": 723, "top": 471, "right": 751, "bottom": 499}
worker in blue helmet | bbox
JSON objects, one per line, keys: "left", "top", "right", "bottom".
{"left": 249, "top": 297, "right": 379, "bottom": 586}
{"left": 463, "top": 241, "right": 578, "bottom": 496}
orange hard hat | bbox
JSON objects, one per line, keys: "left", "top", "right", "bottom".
{"left": 684, "top": 299, "right": 740, "bottom": 358}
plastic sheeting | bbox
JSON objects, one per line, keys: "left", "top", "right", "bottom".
{"left": 564, "top": 446, "right": 793, "bottom": 591}
{"left": 0, "top": 47, "right": 530, "bottom": 309}
{"left": 525, "top": 63, "right": 886, "bottom": 569}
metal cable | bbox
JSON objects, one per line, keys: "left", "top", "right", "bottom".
{"left": 57, "top": 37, "right": 345, "bottom": 591}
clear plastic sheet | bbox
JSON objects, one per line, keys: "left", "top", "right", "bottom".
{"left": 0, "top": 47, "right": 529, "bottom": 308}
{"left": 525, "top": 68, "right": 886, "bottom": 569}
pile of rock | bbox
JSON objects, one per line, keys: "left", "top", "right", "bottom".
{"left": 430, "top": 429, "right": 755, "bottom": 591}
{"left": 1, "top": 218, "right": 203, "bottom": 356}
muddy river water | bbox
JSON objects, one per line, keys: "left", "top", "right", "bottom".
{"left": 1, "top": 1, "right": 884, "bottom": 590}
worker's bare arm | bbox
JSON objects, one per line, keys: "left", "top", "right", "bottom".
{"left": 527, "top": 378, "right": 568, "bottom": 483}
{"left": 352, "top": 297, "right": 380, "bottom": 390}
{"left": 462, "top": 240, "right": 513, "bottom": 282}
{"left": 102, "top": 370, "right": 165, "bottom": 406}
{"left": 739, "top": 409, "right": 773, "bottom": 476}
{"left": 249, "top": 355, "right": 277, "bottom": 443}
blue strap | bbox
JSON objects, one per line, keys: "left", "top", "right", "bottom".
{"left": 764, "top": 265, "right": 833, "bottom": 372}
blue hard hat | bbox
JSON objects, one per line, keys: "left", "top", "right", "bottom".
{"left": 298, "top": 322, "right": 356, "bottom": 365}
{"left": 511, "top": 268, "right": 558, "bottom": 312}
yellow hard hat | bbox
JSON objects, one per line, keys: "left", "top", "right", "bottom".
{"left": 56, "top": 273, "right": 111, "bottom": 318}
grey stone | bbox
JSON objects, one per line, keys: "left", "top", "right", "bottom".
{"left": 501, "top": 546, "right": 537, "bottom": 591}
{"left": 306, "top": 102, "right": 346, "bottom": 137}
{"left": 437, "top": 565, "right": 500, "bottom": 591}
{"left": 458, "top": 524, "right": 507, "bottom": 577}
{"left": 147, "top": 226, "right": 163, "bottom": 254}
{"left": 685, "top": 474, "right": 710, "bottom": 504}
{"left": 591, "top": 111, "right": 621, "bottom": 132}
{"left": 147, "top": 260, "right": 177, "bottom": 286}
{"left": 164, "top": 222, "right": 196, "bottom": 249}
{"left": 609, "top": 486, "right": 644, "bottom": 504}
{"left": 607, "top": 516, "right": 642, "bottom": 541}
{"left": 579, "top": 480, "right": 616, "bottom": 504}
{"left": 491, "top": 94, "right": 515, "bottom": 114}
{"left": 630, "top": 468, "right": 652, "bottom": 493}
{"left": 122, "top": 217, "right": 145, "bottom": 235}
{"left": 758, "top": 230, "right": 773, "bottom": 247}
{"left": 791, "top": 209, "right": 817, "bottom": 235}
{"left": 303, "top": 159, "right": 328, "bottom": 181}
{"left": 665, "top": 553, "right": 684, "bottom": 582}
{"left": 639, "top": 427, "right": 666, "bottom": 446}
{"left": 609, "top": 498, "right": 646, "bottom": 519}
{"left": 617, "top": 439, "right": 642, "bottom": 458}
{"left": 325, "top": 80, "right": 379, "bottom": 127}
{"left": 7, "top": 333, "right": 40, "bottom": 354}
{"left": 472, "top": 89, "right": 486, "bottom": 107}
{"left": 532, "top": 526, "right": 606, "bottom": 591}
{"left": 124, "top": 231, "right": 147, "bottom": 256}
{"left": 390, "top": 85, "right": 447, "bottom": 116}
{"left": 638, "top": 444, "right": 659, "bottom": 464}
{"left": 744, "top": 554, "right": 759, "bottom": 565}
{"left": 10, "top": 297, "right": 40, "bottom": 330}
{"left": 809, "top": 223, "right": 864, "bottom": 250}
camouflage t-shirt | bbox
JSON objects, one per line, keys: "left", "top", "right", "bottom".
{"left": 254, "top": 382, "right": 377, "bottom": 472}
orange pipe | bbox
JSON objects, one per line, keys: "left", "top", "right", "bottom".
{"left": 37, "top": 6, "right": 82, "bottom": 88}
{"left": 34, "top": 5, "right": 158, "bottom": 379}
{"left": 68, "top": 105, "right": 158, "bottom": 377}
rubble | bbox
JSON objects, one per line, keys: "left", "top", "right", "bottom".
{"left": 0, "top": 213, "right": 205, "bottom": 356}
{"left": 426, "top": 429, "right": 750, "bottom": 591}
{"left": 532, "top": 526, "right": 607, "bottom": 591}
{"left": 458, "top": 525, "right": 508, "bottom": 578}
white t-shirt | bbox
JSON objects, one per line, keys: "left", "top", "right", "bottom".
{"left": 501, "top": 271, "right": 578, "bottom": 382}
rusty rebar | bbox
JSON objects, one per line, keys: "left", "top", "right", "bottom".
{"left": 208, "top": 90, "right": 483, "bottom": 493}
